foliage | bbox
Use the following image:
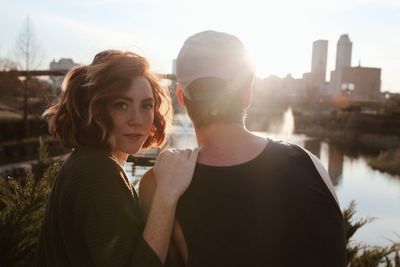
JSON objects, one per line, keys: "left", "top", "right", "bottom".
{"left": 0, "top": 138, "right": 60, "bottom": 266}
{"left": 369, "top": 148, "right": 400, "bottom": 176}
{"left": 384, "top": 94, "right": 400, "bottom": 115}
{"left": 345, "top": 201, "right": 400, "bottom": 267}
{"left": 31, "top": 137, "right": 52, "bottom": 181}
{"left": 0, "top": 69, "right": 23, "bottom": 103}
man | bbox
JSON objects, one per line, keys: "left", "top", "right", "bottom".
{"left": 140, "top": 30, "right": 346, "bottom": 267}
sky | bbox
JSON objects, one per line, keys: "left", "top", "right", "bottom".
{"left": 1, "top": 0, "right": 399, "bottom": 93}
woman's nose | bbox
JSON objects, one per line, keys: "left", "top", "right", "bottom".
{"left": 128, "top": 107, "right": 143, "bottom": 125}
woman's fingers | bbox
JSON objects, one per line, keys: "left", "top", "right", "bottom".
{"left": 153, "top": 147, "right": 199, "bottom": 199}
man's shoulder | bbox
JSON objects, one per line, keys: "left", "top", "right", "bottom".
{"left": 265, "top": 139, "right": 307, "bottom": 162}
{"left": 266, "top": 139, "right": 326, "bottom": 175}
{"left": 268, "top": 139, "right": 340, "bottom": 206}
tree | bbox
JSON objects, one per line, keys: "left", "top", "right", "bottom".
{"left": 0, "top": 57, "right": 22, "bottom": 105}
{"left": 0, "top": 57, "right": 18, "bottom": 71}
{"left": 14, "top": 16, "right": 43, "bottom": 137}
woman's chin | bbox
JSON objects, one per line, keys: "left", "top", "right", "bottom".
{"left": 121, "top": 146, "right": 143, "bottom": 155}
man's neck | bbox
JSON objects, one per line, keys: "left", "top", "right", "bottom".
{"left": 194, "top": 122, "right": 268, "bottom": 166}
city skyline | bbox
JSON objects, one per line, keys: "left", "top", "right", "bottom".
{"left": 1, "top": 0, "right": 399, "bottom": 93}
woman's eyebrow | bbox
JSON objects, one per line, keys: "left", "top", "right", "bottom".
{"left": 142, "top": 97, "right": 155, "bottom": 102}
{"left": 113, "top": 96, "right": 154, "bottom": 102}
{"left": 114, "top": 96, "right": 133, "bottom": 102}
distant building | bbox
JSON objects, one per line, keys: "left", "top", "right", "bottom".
{"left": 253, "top": 33, "right": 383, "bottom": 102}
{"left": 171, "top": 59, "right": 177, "bottom": 91}
{"left": 171, "top": 59, "right": 183, "bottom": 113}
{"left": 311, "top": 40, "right": 328, "bottom": 83}
{"left": 329, "top": 34, "right": 381, "bottom": 99}
{"left": 342, "top": 66, "right": 381, "bottom": 100}
{"left": 50, "top": 58, "right": 75, "bottom": 70}
{"left": 300, "top": 40, "right": 329, "bottom": 97}
{"left": 172, "top": 59, "right": 177, "bottom": 76}
{"left": 335, "top": 34, "right": 352, "bottom": 70}
{"left": 330, "top": 66, "right": 381, "bottom": 100}
{"left": 302, "top": 72, "right": 325, "bottom": 97}
{"left": 329, "top": 34, "right": 353, "bottom": 95}
{"left": 49, "top": 58, "right": 77, "bottom": 93}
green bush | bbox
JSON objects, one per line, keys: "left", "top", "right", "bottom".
{"left": 0, "top": 163, "right": 60, "bottom": 266}
{"left": 0, "top": 137, "right": 60, "bottom": 266}
{"left": 345, "top": 201, "right": 400, "bottom": 267}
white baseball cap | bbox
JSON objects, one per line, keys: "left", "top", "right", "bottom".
{"left": 176, "top": 30, "right": 254, "bottom": 101}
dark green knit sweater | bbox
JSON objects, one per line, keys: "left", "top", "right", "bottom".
{"left": 34, "top": 146, "right": 163, "bottom": 267}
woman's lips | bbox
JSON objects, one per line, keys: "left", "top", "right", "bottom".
{"left": 123, "top": 133, "right": 144, "bottom": 140}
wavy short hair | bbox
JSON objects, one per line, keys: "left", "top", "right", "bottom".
{"left": 44, "top": 50, "right": 172, "bottom": 150}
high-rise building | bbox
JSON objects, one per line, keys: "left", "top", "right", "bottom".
{"left": 330, "top": 34, "right": 381, "bottom": 99}
{"left": 300, "top": 39, "right": 329, "bottom": 97}
{"left": 311, "top": 40, "right": 328, "bottom": 83}
{"left": 172, "top": 59, "right": 177, "bottom": 75}
{"left": 330, "top": 34, "right": 353, "bottom": 94}
{"left": 335, "top": 34, "right": 352, "bottom": 70}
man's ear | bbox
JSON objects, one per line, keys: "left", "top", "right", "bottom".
{"left": 176, "top": 84, "right": 186, "bottom": 108}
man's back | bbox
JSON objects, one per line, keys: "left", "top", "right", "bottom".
{"left": 176, "top": 139, "right": 346, "bottom": 267}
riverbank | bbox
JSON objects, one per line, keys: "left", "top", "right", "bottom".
{"left": 295, "top": 127, "right": 400, "bottom": 153}
{"left": 369, "top": 148, "right": 400, "bottom": 176}
{"left": 293, "top": 112, "right": 400, "bottom": 175}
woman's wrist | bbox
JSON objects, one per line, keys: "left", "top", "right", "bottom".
{"left": 153, "top": 187, "right": 180, "bottom": 206}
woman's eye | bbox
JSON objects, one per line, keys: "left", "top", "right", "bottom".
{"left": 112, "top": 102, "right": 129, "bottom": 110}
{"left": 142, "top": 102, "right": 154, "bottom": 110}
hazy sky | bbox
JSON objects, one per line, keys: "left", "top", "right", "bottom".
{"left": 1, "top": 0, "right": 399, "bottom": 92}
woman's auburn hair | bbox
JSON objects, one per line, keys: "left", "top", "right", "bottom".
{"left": 43, "top": 50, "right": 172, "bottom": 150}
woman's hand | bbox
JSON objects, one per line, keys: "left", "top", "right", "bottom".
{"left": 153, "top": 148, "right": 199, "bottom": 201}
{"left": 140, "top": 148, "right": 198, "bottom": 263}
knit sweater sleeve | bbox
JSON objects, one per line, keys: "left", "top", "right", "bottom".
{"left": 71, "top": 156, "right": 163, "bottom": 267}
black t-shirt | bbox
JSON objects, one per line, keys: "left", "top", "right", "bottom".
{"left": 176, "top": 140, "right": 346, "bottom": 267}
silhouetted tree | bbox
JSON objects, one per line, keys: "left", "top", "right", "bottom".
{"left": 14, "top": 16, "right": 43, "bottom": 137}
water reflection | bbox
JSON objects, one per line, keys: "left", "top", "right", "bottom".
{"left": 304, "top": 139, "right": 344, "bottom": 186}
{"left": 328, "top": 143, "right": 344, "bottom": 186}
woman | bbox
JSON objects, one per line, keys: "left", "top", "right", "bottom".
{"left": 34, "top": 50, "right": 198, "bottom": 266}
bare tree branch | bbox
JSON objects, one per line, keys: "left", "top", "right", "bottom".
{"left": 13, "top": 16, "right": 44, "bottom": 137}
{"left": 15, "top": 16, "right": 43, "bottom": 71}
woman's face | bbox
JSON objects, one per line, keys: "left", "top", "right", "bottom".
{"left": 108, "top": 76, "right": 155, "bottom": 156}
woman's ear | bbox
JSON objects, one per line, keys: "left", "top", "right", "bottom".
{"left": 176, "top": 84, "right": 186, "bottom": 108}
